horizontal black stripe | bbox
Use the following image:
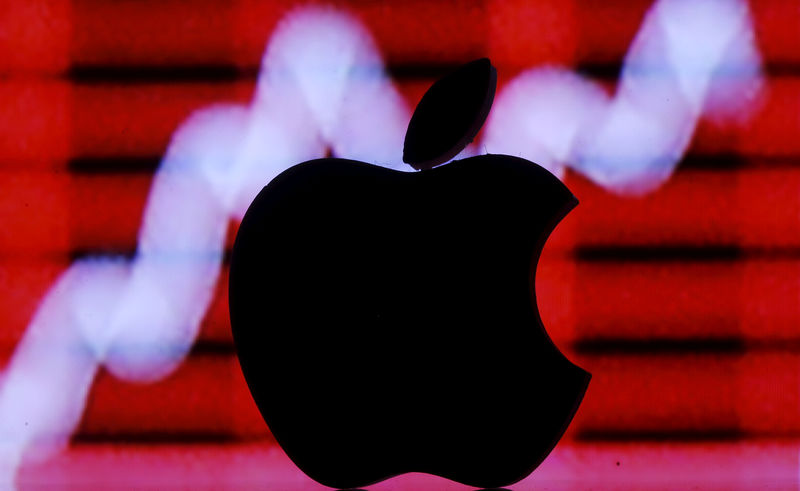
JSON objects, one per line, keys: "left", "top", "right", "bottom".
{"left": 69, "top": 249, "right": 232, "bottom": 263}
{"left": 69, "top": 64, "right": 253, "bottom": 83}
{"left": 69, "top": 157, "right": 161, "bottom": 173}
{"left": 73, "top": 432, "right": 256, "bottom": 444}
{"left": 75, "top": 429, "right": 796, "bottom": 445}
{"left": 66, "top": 152, "right": 800, "bottom": 176}
{"left": 574, "top": 429, "right": 746, "bottom": 442}
{"left": 572, "top": 338, "right": 746, "bottom": 355}
{"left": 387, "top": 62, "right": 474, "bottom": 80}
{"left": 69, "top": 249, "right": 136, "bottom": 263}
{"left": 172, "top": 339, "right": 800, "bottom": 356}
{"left": 574, "top": 246, "right": 800, "bottom": 262}
{"left": 576, "top": 63, "right": 622, "bottom": 80}
{"left": 70, "top": 62, "right": 464, "bottom": 83}
{"left": 68, "top": 61, "right": 800, "bottom": 84}
{"left": 681, "top": 154, "right": 800, "bottom": 169}
{"left": 577, "top": 61, "right": 800, "bottom": 80}
{"left": 190, "top": 341, "right": 236, "bottom": 356}
{"left": 679, "top": 153, "right": 749, "bottom": 170}
{"left": 574, "top": 245, "right": 741, "bottom": 262}
{"left": 67, "top": 246, "right": 800, "bottom": 267}
{"left": 184, "top": 339, "right": 800, "bottom": 357}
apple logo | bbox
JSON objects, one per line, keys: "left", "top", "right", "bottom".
{"left": 229, "top": 58, "right": 590, "bottom": 489}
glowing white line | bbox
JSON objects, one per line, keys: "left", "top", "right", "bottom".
{"left": 484, "top": 0, "right": 762, "bottom": 195}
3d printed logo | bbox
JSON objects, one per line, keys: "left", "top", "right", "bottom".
{"left": 229, "top": 58, "right": 590, "bottom": 488}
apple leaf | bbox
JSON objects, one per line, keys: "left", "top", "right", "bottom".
{"left": 403, "top": 58, "right": 497, "bottom": 170}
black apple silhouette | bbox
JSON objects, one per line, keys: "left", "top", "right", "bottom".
{"left": 229, "top": 58, "right": 590, "bottom": 489}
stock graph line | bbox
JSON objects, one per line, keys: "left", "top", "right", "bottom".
{"left": 484, "top": 0, "right": 762, "bottom": 194}
{"left": 0, "top": 0, "right": 762, "bottom": 484}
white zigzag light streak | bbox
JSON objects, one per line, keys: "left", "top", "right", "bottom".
{"left": 483, "top": 0, "right": 763, "bottom": 194}
{"left": 0, "top": 0, "right": 762, "bottom": 485}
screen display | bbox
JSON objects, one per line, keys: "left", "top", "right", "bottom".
{"left": 0, "top": 0, "right": 797, "bottom": 488}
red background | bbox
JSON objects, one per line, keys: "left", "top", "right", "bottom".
{"left": 1, "top": 0, "right": 799, "bottom": 488}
